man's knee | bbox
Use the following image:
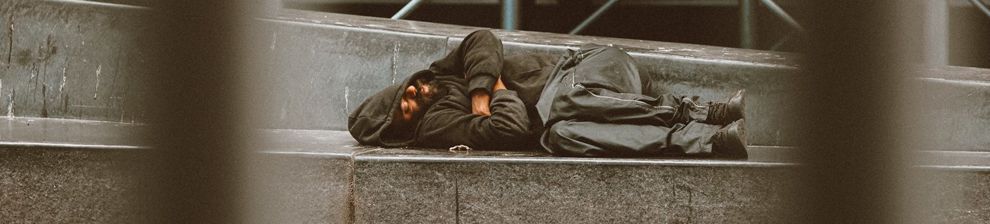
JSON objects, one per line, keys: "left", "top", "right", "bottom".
{"left": 465, "top": 29, "right": 497, "bottom": 42}
{"left": 542, "top": 121, "right": 600, "bottom": 156}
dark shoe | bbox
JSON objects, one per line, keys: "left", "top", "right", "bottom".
{"left": 706, "top": 90, "right": 745, "bottom": 125}
{"left": 712, "top": 119, "right": 748, "bottom": 159}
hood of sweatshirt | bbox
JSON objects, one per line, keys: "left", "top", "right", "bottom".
{"left": 348, "top": 70, "right": 435, "bottom": 147}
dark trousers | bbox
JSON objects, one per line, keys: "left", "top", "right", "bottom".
{"left": 536, "top": 46, "right": 721, "bottom": 157}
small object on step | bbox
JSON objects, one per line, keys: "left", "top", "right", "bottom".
{"left": 448, "top": 144, "right": 473, "bottom": 152}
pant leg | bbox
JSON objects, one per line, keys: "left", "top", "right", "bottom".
{"left": 540, "top": 120, "right": 721, "bottom": 157}
{"left": 536, "top": 45, "right": 720, "bottom": 157}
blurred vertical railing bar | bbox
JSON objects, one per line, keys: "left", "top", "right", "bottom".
{"left": 141, "top": 1, "right": 255, "bottom": 223}
{"left": 739, "top": 0, "right": 756, "bottom": 49}
{"left": 795, "top": 0, "right": 924, "bottom": 223}
{"left": 925, "top": 0, "right": 949, "bottom": 65}
{"left": 503, "top": 0, "right": 519, "bottom": 31}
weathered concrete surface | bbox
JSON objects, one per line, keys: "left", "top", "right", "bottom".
{"left": 0, "top": 117, "right": 145, "bottom": 146}
{"left": 0, "top": 118, "right": 365, "bottom": 224}
{"left": 0, "top": 0, "right": 151, "bottom": 123}
{"left": 246, "top": 153, "right": 354, "bottom": 224}
{"left": 912, "top": 169, "right": 990, "bottom": 223}
{"left": 351, "top": 159, "right": 799, "bottom": 223}
{"left": 914, "top": 76, "right": 990, "bottom": 151}
{"left": 1, "top": 117, "right": 988, "bottom": 223}
{"left": 349, "top": 148, "right": 990, "bottom": 224}
{"left": 253, "top": 21, "right": 447, "bottom": 130}
{"left": 245, "top": 129, "right": 371, "bottom": 224}
{"left": 0, "top": 147, "right": 142, "bottom": 223}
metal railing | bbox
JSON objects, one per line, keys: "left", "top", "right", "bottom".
{"left": 387, "top": 0, "right": 988, "bottom": 53}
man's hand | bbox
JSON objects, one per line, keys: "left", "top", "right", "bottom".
{"left": 493, "top": 76, "right": 506, "bottom": 91}
{"left": 471, "top": 90, "right": 491, "bottom": 116}
{"left": 471, "top": 77, "right": 506, "bottom": 116}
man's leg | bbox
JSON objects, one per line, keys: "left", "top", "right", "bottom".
{"left": 541, "top": 120, "right": 722, "bottom": 157}
{"left": 537, "top": 45, "right": 746, "bottom": 157}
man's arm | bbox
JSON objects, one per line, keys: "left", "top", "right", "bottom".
{"left": 416, "top": 78, "right": 530, "bottom": 149}
{"left": 428, "top": 30, "right": 504, "bottom": 116}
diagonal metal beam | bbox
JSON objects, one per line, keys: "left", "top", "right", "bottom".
{"left": 569, "top": 0, "right": 621, "bottom": 35}
{"left": 760, "top": 0, "right": 804, "bottom": 32}
{"left": 970, "top": 0, "right": 990, "bottom": 19}
{"left": 391, "top": 0, "right": 427, "bottom": 20}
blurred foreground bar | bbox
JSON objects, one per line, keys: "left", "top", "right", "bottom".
{"left": 141, "top": 1, "right": 251, "bottom": 223}
{"left": 795, "top": 1, "right": 930, "bottom": 223}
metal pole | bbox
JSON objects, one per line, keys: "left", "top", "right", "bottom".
{"left": 391, "top": 0, "right": 426, "bottom": 20}
{"left": 970, "top": 0, "right": 990, "bottom": 18}
{"left": 739, "top": 0, "right": 757, "bottom": 48}
{"left": 503, "top": 0, "right": 519, "bottom": 31}
{"left": 926, "top": 0, "right": 949, "bottom": 65}
{"left": 760, "top": 0, "right": 804, "bottom": 32}
{"left": 569, "top": 0, "right": 621, "bottom": 35}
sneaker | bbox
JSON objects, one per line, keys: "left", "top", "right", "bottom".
{"left": 706, "top": 90, "right": 745, "bottom": 125}
{"left": 712, "top": 119, "right": 748, "bottom": 159}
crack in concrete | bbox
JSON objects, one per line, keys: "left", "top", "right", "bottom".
{"left": 344, "top": 148, "right": 383, "bottom": 223}
{"left": 344, "top": 86, "right": 349, "bottom": 115}
{"left": 93, "top": 64, "right": 101, "bottom": 99}
{"left": 390, "top": 42, "right": 398, "bottom": 84}
{"left": 107, "top": 52, "right": 122, "bottom": 120}
{"left": 454, "top": 177, "right": 460, "bottom": 224}
{"left": 6, "top": 16, "right": 12, "bottom": 68}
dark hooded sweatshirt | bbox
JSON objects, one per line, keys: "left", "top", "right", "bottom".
{"left": 348, "top": 30, "right": 557, "bottom": 149}
{"left": 347, "top": 70, "right": 438, "bottom": 147}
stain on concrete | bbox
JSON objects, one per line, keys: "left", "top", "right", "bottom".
{"left": 390, "top": 42, "right": 398, "bottom": 84}
{"left": 93, "top": 64, "right": 101, "bottom": 99}
{"left": 8, "top": 89, "right": 15, "bottom": 117}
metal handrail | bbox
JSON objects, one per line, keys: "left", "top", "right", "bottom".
{"left": 391, "top": 0, "right": 426, "bottom": 20}
{"left": 971, "top": 0, "right": 990, "bottom": 18}
{"left": 569, "top": 0, "right": 622, "bottom": 35}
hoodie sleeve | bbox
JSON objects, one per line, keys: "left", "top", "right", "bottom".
{"left": 428, "top": 30, "right": 503, "bottom": 96}
{"left": 416, "top": 89, "right": 531, "bottom": 150}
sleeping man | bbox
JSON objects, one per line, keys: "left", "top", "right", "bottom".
{"left": 348, "top": 30, "right": 747, "bottom": 158}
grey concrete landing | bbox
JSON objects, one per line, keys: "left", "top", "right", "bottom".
{"left": 2, "top": 117, "right": 989, "bottom": 223}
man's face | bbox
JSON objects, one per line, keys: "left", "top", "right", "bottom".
{"left": 396, "top": 78, "right": 438, "bottom": 122}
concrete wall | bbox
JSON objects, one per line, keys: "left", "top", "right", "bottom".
{"left": 2, "top": 0, "right": 988, "bottom": 149}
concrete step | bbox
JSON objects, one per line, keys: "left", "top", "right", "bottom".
{"left": 2, "top": 117, "right": 989, "bottom": 223}
{"left": 3, "top": 0, "right": 989, "bottom": 150}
